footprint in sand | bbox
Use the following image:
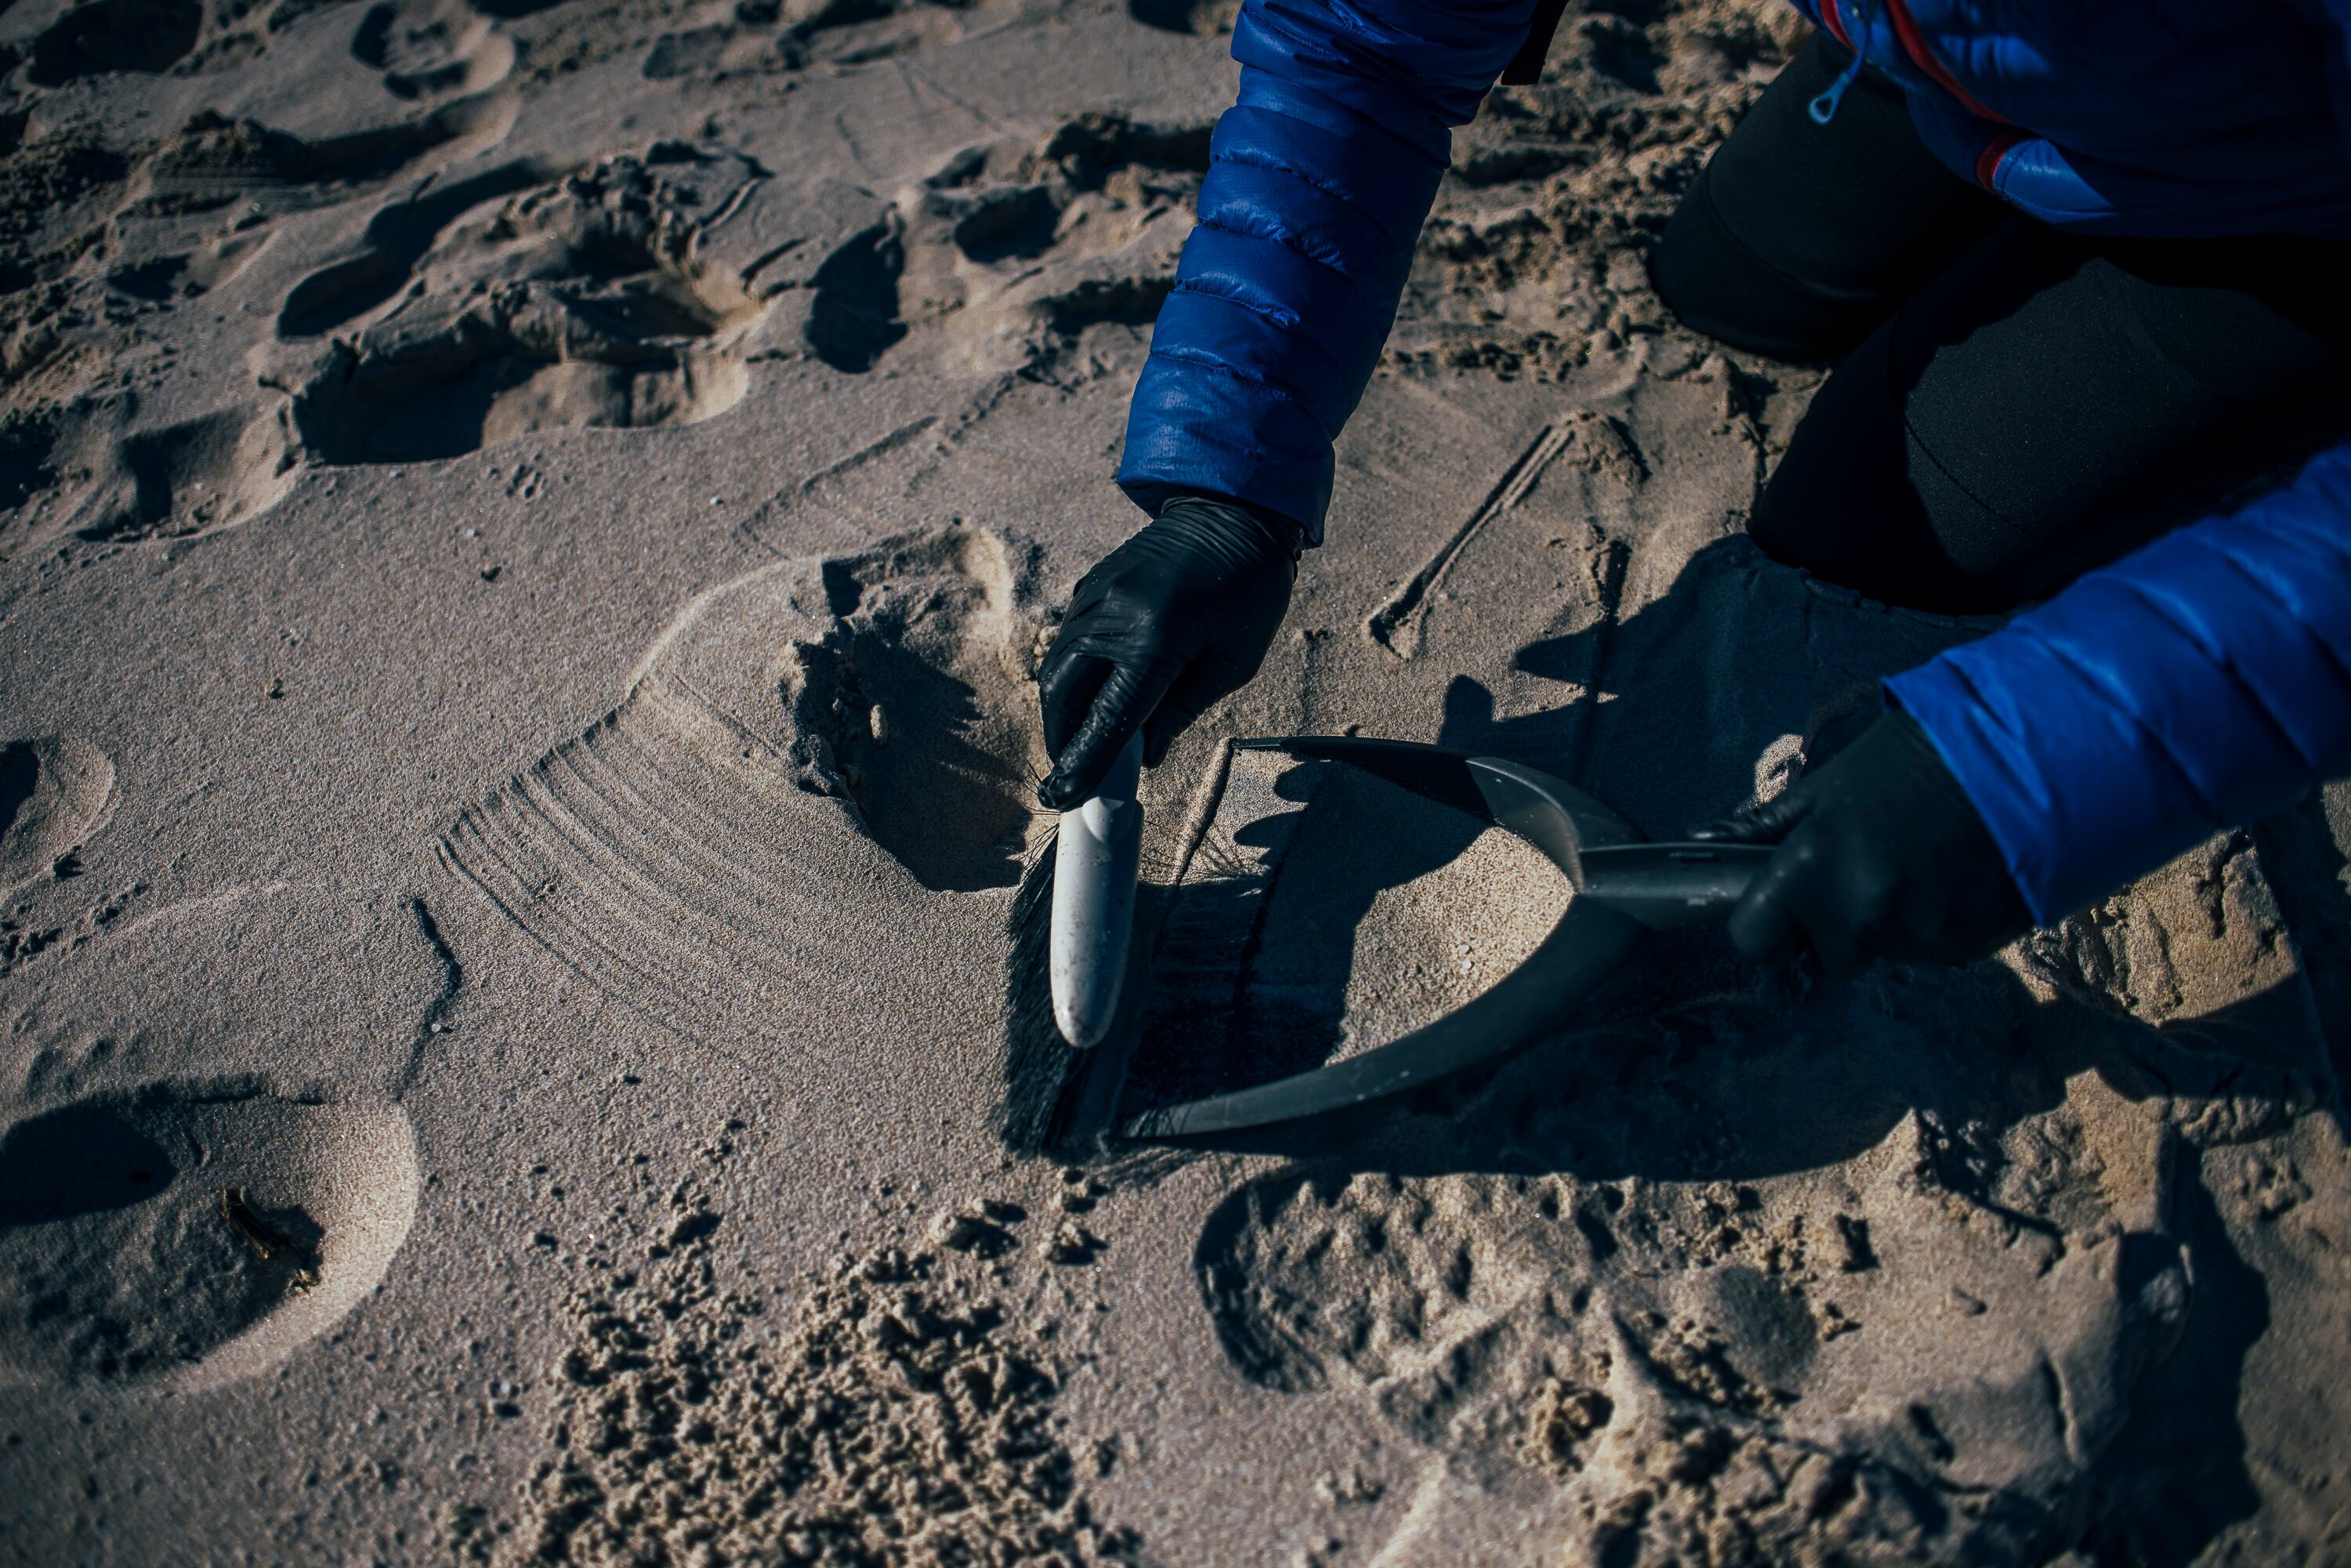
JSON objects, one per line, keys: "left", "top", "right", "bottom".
{"left": 0, "top": 71, "right": 529, "bottom": 559}
{"left": 1159, "top": 760, "right": 2219, "bottom": 1560}
{"left": 440, "top": 524, "right": 1045, "bottom": 1052}
{"left": 640, "top": 0, "right": 997, "bottom": 81}
{"left": 23, "top": 0, "right": 205, "bottom": 88}
{"left": 0, "top": 118, "right": 304, "bottom": 554}
{"left": 792, "top": 111, "right": 1212, "bottom": 378}
{"left": 270, "top": 146, "right": 767, "bottom": 465}
{"left": 1189, "top": 1040, "right": 2193, "bottom": 1562}
{"left": 0, "top": 382, "right": 299, "bottom": 556}
{"left": 0, "top": 735, "right": 113, "bottom": 895}
{"left": 350, "top": 0, "right": 516, "bottom": 103}
{"left": 0, "top": 1087, "right": 418, "bottom": 1389}
{"left": 1124, "top": 0, "right": 1240, "bottom": 35}
{"left": 0, "top": 884, "right": 450, "bottom": 1389}
{"left": 782, "top": 527, "right": 1043, "bottom": 891}
{"left": 18, "top": 0, "right": 516, "bottom": 94}
{"left": 205, "top": 0, "right": 521, "bottom": 173}
{"left": 1196, "top": 1169, "right": 1581, "bottom": 1404}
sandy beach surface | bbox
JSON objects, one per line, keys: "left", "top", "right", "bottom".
{"left": 3, "top": 0, "right": 2349, "bottom": 1560}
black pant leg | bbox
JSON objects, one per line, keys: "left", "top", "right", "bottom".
{"left": 1752, "top": 223, "right": 2351, "bottom": 614}
{"left": 1650, "top": 34, "right": 2006, "bottom": 364}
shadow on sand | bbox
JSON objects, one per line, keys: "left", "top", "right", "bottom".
{"left": 1087, "top": 535, "right": 2337, "bottom": 1563}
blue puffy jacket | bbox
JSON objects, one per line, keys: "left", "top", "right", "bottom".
{"left": 1795, "top": 0, "right": 2351, "bottom": 237}
{"left": 1115, "top": 0, "right": 2351, "bottom": 924}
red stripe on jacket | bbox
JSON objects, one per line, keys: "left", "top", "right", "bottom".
{"left": 1883, "top": 0, "right": 2012, "bottom": 125}
{"left": 1972, "top": 129, "right": 2027, "bottom": 191}
{"left": 1817, "top": 0, "right": 1853, "bottom": 51}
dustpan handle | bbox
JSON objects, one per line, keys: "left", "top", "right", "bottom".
{"left": 1573, "top": 842, "right": 1773, "bottom": 929}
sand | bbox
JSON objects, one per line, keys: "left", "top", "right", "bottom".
{"left": 2, "top": 0, "right": 2349, "bottom": 1561}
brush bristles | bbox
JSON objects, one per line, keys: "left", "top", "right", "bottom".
{"left": 997, "top": 826, "right": 1092, "bottom": 1154}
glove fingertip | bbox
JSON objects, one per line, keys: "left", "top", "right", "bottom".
{"left": 1039, "top": 743, "right": 1118, "bottom": 812}
{"left": 1697, "top": 790, "right": 1815, "bottom": 846}
{"left": 1039, "top": 656, "right": 1112, "bottom": 759}
{"left": 1725, "top": 853, "right": 1809, "bottom": 965}
{"left": 1041, "top": 672, "right": 1164, "bottom": 809}
{"left": 1692, "top": 810, "right": 1769, "bottom": 846}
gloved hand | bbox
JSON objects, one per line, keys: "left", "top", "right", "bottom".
{"left": 1692, "top": 709, "right": 2032, "bottom": 976}
{"left": 1036, "top": 494, "right": 1300, "bottom": 812}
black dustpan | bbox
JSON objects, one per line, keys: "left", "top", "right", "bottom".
{"left": 1115, "top": 736, "right": 1770, "bottom": 1143}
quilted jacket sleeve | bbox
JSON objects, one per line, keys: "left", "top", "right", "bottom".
{"left": 1115, "top": 0, "right": 1538, "bottom": 541}
{"left": 1886, "top": 442, "right": 2351, "bottom": 925}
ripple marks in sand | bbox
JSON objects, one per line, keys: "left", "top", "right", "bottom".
{"left": 0, "top": 733, "right": 112, "bottom": 894}
{"left": 439, "top": 527, "right": 1041, "bottom": 1051}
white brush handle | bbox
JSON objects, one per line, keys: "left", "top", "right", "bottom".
{"left": 1049, "top": 732, "right": 1144, "bottom": 1049}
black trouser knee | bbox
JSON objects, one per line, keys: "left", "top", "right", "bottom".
{"left": 1656, "top": 40, "right": 2351, "bottom": 614}
{"left": 1751, "top": 223, "right": 2351, "bottom": 614}
{"left": 1650, "top": 34, "right": 2003, "bottom": 365}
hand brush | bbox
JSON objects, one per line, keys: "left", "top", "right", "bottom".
{"left": 997, "top": 733, "right": 1145, "bottom": 1153}
{"left": 1049, "top": 733, "right": 1143, "bottom": 1047}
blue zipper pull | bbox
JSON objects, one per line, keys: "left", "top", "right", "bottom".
{"left": 1809, "top": 0, "right": 1875, "bottom": 125}
{"left": 1807, "top": 70, "right": 1859, "bottom": 124}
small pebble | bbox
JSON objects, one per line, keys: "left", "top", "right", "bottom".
{"left": 928, "top": 1208, "right": 989, "bottom": 1251}
{"left": 1316, "top": 1469, "right": 1385, "bottom": 1506}
{"left": 929, "top": 1198, "right": 1020, "bottom": 1251}
{"left": 1041, "top": 1221, "right": 1102, "bottom": 1266}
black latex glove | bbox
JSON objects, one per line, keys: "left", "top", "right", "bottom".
{"left": 1036, "top": 494, "right": 1300, "bottom": 811}
{"left": 1692, "top": 710, "right": 2033, "bottom": 976}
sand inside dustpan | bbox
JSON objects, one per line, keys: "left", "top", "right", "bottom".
{"left": 1131, "top": 750, "right": 1574, "bottom": 1099}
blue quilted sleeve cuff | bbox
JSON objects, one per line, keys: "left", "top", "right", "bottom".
{"left": 1887, "top": 443, "right": 2351, "bottom": 924}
